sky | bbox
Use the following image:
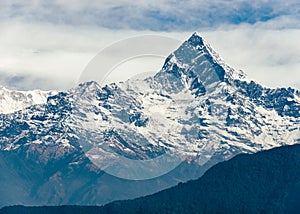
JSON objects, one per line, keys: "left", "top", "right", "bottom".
{"left": 0, "top": 0, "right": 299, "bottom": 90}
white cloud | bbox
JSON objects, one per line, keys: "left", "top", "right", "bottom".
{"left": 0, "top": 2, "right": 299, "bottom": 90}
{"left": 0, "top": 21, "right": 157, "bottom": 89}
{"left": 202, "top": 25, "right": 300, "bottom": 89}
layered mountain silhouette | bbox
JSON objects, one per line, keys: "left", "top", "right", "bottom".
{"left": 2, "top": 144, "right": 300, "bottom": 213}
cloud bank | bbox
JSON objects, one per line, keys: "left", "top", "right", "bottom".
{"left": 0, "top": 1, "right": 299, "bottom": 90}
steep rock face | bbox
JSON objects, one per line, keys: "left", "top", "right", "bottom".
{"left": 154, "top": 33, "right": 227, "bottom": 95}
{"left": 0, "top": 33, "right": 299, "bottom": 207}
{"left": 234, "top": 80, "right": 300, "bottom": 117}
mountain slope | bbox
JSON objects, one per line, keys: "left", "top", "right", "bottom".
{"left": 0, "top": 86, "right": 57, "bottom": 114}
{"left": 99, "top": 144, "right": 300, "bottom": 214}
{"left": 0, "top": 33, "right": 299, "bottom": 207}
{"left": 2, "top": 144, "right": 300, "bottom": 214}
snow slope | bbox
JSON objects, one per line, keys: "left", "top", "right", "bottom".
{"left": 0, "top": 32, "right": 299, "bottom": 205}
{"left": 0, "top": 86, "right": 57, "bottom": 114}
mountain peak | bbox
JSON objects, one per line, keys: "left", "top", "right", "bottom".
{"left": 74, "top": 81, "right": 102, "bottom": 93}
{"left": 187, "top": 32, "right": 204, "bottom": 47}
{"left": 155, "top": 33, "right": 230, "bottom": 93}
{"left": 77, "top": 80, "right": 100, "bottom": 88}
{"left": 0, "top": 86, "right": 57, "bottom": 114}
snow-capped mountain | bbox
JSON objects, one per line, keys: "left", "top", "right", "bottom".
{"left": 0, "top": 86, "right": 57, "bottom": 114}
{"left": 0, "top": 33, "right": 299, "bottom": 207}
